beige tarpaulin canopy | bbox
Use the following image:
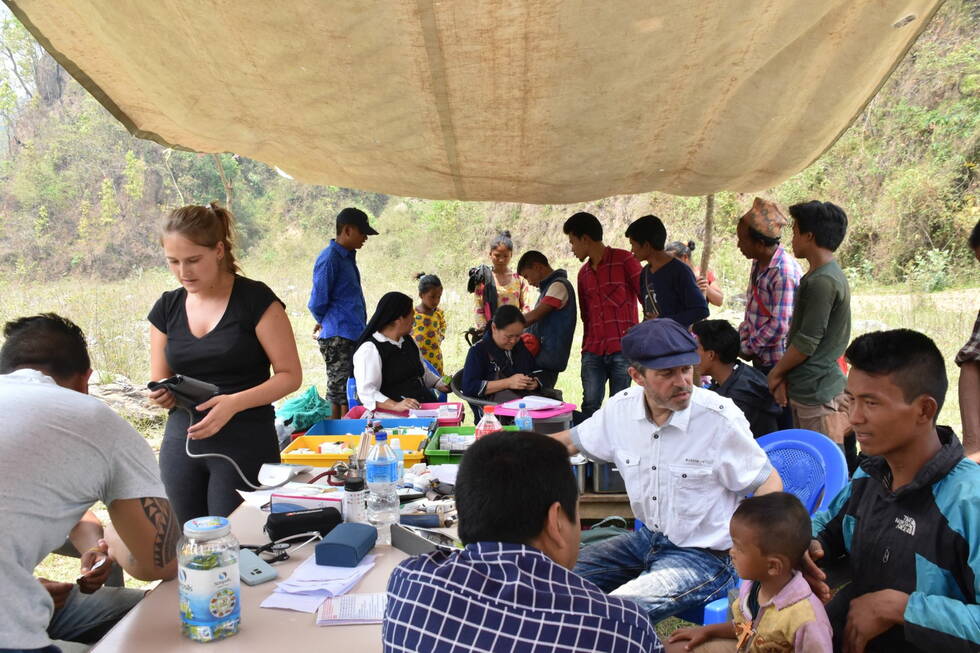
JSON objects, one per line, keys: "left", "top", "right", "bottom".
{"left": 7, "top": 0, "right": 942, "bottom": 204}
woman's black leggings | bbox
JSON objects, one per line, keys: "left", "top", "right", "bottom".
{"left": 159, "top": 409, "right": 280, "bottom": 525}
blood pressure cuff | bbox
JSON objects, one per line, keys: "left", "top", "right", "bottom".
{"left": 264, "top": 506, "right": 342, "bottom": 542}
{"left": 314, "top": 523, "right": 377, "bottom": 567}
{"left": 147, "top": 375, "right": 219, "bottom": 411}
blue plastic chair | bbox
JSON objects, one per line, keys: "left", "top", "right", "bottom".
{"left": 757, "top": 429, "right": 849, "bottom": 513}
{"left": 346, "top": 377, "right": 360, "bottom": 409}
{"left": 678, "top": 429, "right": 850, "bottom": 625}
{"left": 423, "top": 359, "right": 448, "bottom": 402}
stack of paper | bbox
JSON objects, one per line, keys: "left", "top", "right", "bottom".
{"left": 315, "top": 593, "right": 387, "bottom": 626}
{"left": 499, "top": 395, "right": 563, "bottom": 410}
{"left": 260, "top": 554, "right": 376, "bottom": 613}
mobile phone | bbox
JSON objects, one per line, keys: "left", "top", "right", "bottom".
{"left": 76, "top": 556, "right": 107, "bottom": 583}
{"left": 238, "top": 548, "right": 279, "bottom": 585}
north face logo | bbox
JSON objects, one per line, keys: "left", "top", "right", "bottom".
{"left": 895, "top": 515, "right": 916, "bottom": 536}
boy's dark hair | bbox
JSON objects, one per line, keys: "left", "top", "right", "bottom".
{"left": 733, "top": 493, "right": 811, "bottom": 565}
{"left": 691, "top": 319, "right": 740, "bottom": 365}
{"left": 0, "top": 313, "right": 90, "bottom": 380}
{"left": 456, "top": 430, "right": 578, "bottom": 545}
{"left": 969, "top": 218, "right": 980, "bottom": 250}
{"left": 625, "top": 215, "right": 667, "bottom": 250}
{"left": 789, "top": 201, "right": 848, "bottom": 252}
{"left": 492, "top": 304, "right": 527, "bottom": 330}
{"left": 516, "top": 250, "right": 550, "bottom": 273}
{"left": 845, "top": 329, "right": 947, "bottom": 418}
{"left": 562, "top": 212, "right": 603, "bottom": 242}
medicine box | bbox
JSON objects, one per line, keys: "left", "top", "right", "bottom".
{"left": 270, "top": 485, "right": 344, "bottom": 514}
{"left": 343, "top": 402, "right": 464, "bottom": 426}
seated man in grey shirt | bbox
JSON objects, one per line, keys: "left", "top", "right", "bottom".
{"left": 0, "top": 314, "right": 179, "bottom": 653}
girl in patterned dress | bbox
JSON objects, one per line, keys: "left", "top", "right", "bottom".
{"left": 412, "top": 273, "right": 448, "bottom": 375}
{"left": 473, "top": 231, "right": 531, "bottom": 329}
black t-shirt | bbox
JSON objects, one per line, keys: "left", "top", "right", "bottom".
{"left": 148, "top": 276, "right": 284, "bottom": 417}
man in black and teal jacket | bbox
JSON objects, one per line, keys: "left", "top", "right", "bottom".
{"left": 804, "top": 329, "right": 980, "bottom": 653}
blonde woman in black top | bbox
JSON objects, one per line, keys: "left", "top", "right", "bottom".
{"left": 147, "top": 203, "right": 301, "bottom": 524}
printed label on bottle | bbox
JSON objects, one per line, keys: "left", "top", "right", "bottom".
{"left": 365, "top": 460, "right": 397, "bottom": 483}
{"left": 178, "top": 563, "right": 241, "bottom": 635}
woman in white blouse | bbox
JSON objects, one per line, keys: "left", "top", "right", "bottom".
{"left": 353, "top": 292, "right": 450, "bottom": 411}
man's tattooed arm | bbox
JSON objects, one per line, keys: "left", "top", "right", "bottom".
{"left": 139, "top": 497, "right": 179, "bottom": 568}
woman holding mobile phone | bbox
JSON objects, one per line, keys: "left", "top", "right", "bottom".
{"left": 147, "top": 203, "right": 301, "bottom": 524}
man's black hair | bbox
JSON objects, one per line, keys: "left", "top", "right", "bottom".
{"left": 969, "top": 218, "right": 980, "bottom": 250}
{"left": 562, "top": 212, "right": 603, "bottom": 242}
{"left": 516, "top": 250, "right": 550, "bottom": 273}
{"left": 691, "top": 319, "right": 740, "bottom": 365}
{"left": 625, "top": 215, "right": 667, "bottom": 250}
{"left": 789, "top": 201, "right": 848, "bottom": 252}
{"left": 456, "top": 430, "right": 578, "bottom": 545}
{"left": 845, "top": 329, "right": 948, "bottom": 418}
{"left": 492, "top": 304, "right": 527, "bottom": 329}
{"left": 732, "top": 492, "right": 811, "bottom": 566}
{"left": 0, "top": 313, "right": 90, "bottom": 380}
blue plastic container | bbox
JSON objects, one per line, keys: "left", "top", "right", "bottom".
{"left": 306, "top": 418, "right": 433, "bottom": 435}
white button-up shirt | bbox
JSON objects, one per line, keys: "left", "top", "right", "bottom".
{"left": 352, "top": 332, "right": 440, "bottom": 410}
{"left": 572, "top": 386, "right": 772, "bottom": 550}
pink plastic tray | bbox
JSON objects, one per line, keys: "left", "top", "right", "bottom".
{"left": 343, "top": 402, "right": 464, "bottom": 426}
{"left": 493, "top": 402, "right": 577, "bottom": 418}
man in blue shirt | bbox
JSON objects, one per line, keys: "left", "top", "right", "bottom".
{"left": 308, "top": 207, "right": 377, "bottom": 418}
{"left": 625, "top": 214, "right": 708, "bottom": 327}
{"left": 383, "top": 430, "right": 663, "bottom": 653}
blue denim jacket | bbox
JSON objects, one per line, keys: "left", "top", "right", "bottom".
{"left": 308, "top": 240, "right": 367, "bottom": 341}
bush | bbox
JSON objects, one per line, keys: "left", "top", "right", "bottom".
{"left": 904, "top": 248, "right": 952, "bottom": 292}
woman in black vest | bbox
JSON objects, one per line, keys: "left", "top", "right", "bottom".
{"left": 353, "top": 292, "right": 449, "bottom": 411}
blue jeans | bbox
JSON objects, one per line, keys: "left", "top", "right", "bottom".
{"left": 574, "top": 528, "right": 737, "bottom": 623}
{"left": 580, "top": 352, "right": 631, "bottom": 419}
{"left": 48, "top": 586, "right": 145, "bottom": 644}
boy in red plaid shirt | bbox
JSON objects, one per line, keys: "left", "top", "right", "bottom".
{"left": 563, "top": 212, "right": 642, "bottom": 419}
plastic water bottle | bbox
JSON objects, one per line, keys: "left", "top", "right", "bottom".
{"left": 514, "top": 402, "right": 534, "bottom": 431}
{"left": 389, "top": 438, "right": 405, "bottom": 484}
{"left": 365, "top": 431, "right": 399, "bottom": 545}
{"left": 475, "top": 406, "right": 503, "bottom": 439}
{"left": 177, "top": 516, "right": 241, "bottom": 642}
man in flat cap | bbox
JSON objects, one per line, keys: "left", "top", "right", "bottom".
{"left": 551, "top": 319, "right": 782, "bottom": 623}
{"left": 308, "top": 207, "right": 379, "bottom": 418}
{"left": 735, "top": 198, "right": 802, "bottom": 384}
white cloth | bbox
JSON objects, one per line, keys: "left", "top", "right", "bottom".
{"left": 571, "top": 386, "right": 772, "bottom": 550}
{"left": 0, "top": 369, "right": 166, "bottom": 649}
{"left": 352, "top": 332, "right": 440, "bottom": 410}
